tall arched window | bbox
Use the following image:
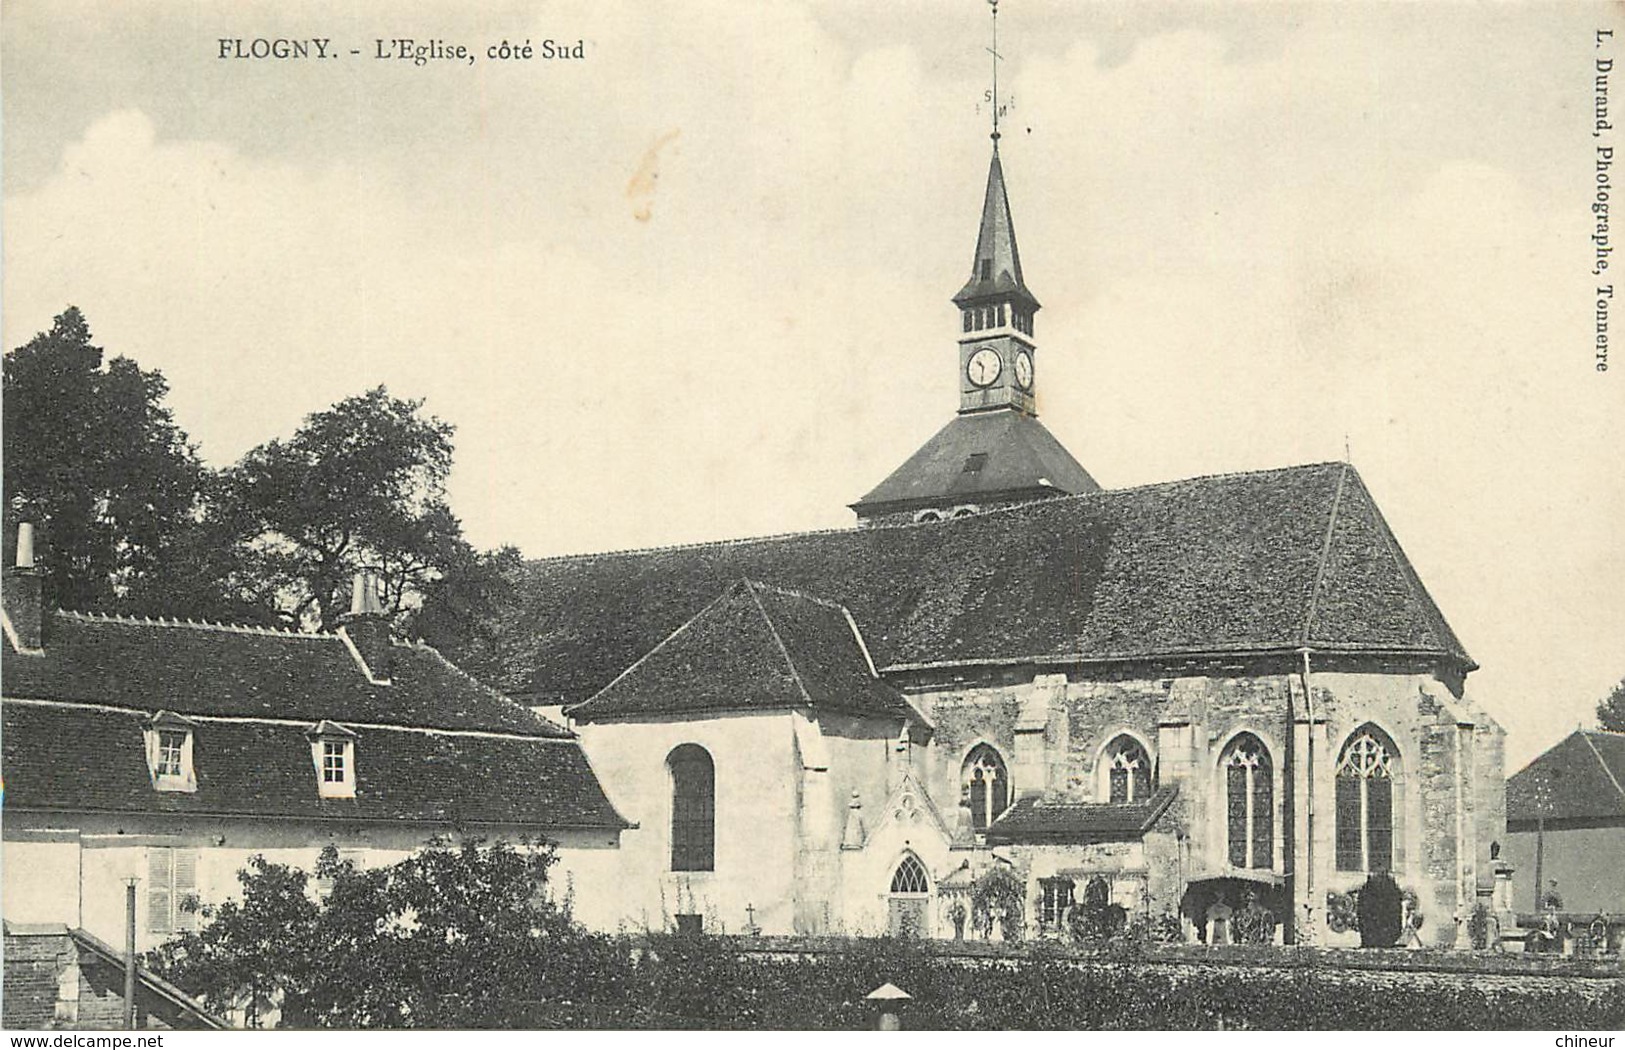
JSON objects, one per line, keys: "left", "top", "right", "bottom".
{"left": 1336, "top": 727, "right": 1396, "bottom": 873}
{"left": 1222, "top": 734, "right": 1274, "bottom": 869}
{"left": 668, "top": 744, "right": 715, "bottom": 872}
{"left": 1101, "top": 735, "right": 1153, "bottom": 803}
{"left": 962, "top": 744, "right": 1010, "bottom": 832}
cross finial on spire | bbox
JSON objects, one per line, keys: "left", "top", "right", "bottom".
{"left": 987, "top": 0, "right": 1003, "bottom": 144}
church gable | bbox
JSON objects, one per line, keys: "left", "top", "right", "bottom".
{"left": 569, "top": 579, "right": 913, "bottom": 723}
{"left": 1303, "top": 467, "right": 1470, "bottom": 661}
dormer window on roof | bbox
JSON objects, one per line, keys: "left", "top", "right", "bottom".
{"left": 144, "top": 712, "right": 197, "bottom": 793}
{"left": 306, "top": 720, "right": 358, "bottom": 799}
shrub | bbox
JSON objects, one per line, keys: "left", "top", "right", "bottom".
{"left": 1357, "top": 873, "right": 1405, "bottom": 948}
{"left": 1467, "top": 902, "right": 1492, "bottom": 950}
{"left": 1326, "top": 890, "right": 1360, "bottom": 934}
{"left": 970, "top": 866, "right": 1025, "bottom": 942}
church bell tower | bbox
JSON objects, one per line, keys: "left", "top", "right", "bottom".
{"left": 849, "top": 0, "right": 1099, "bottom": 525}
{"left": 954, "top": 140, "right": 1040, "bottom": 417}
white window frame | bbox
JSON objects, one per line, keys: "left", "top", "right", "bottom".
{"left": 143, "top": 713, "right": 197, "bottom": 793}
{"left": 306, "top": 722, "right": 358, "bottom": 798}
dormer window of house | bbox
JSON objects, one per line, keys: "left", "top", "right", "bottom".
{"left": 306, "top": 721, "right": 358, "bottom": 799}
{"left": 144, "top": 712, "right": 197, "bottom": 793}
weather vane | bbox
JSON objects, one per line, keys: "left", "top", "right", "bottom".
{"left": 987, "top": 0, "right": 1003, "bottom": 142}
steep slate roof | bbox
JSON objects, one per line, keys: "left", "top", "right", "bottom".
{"left": 985, "top": 786, "right": 1178, "bottom": 844}
{"left": 4, "top": 611, "right": 568, "bottom": 736}
{"left": 954, "top": 147, "right": 1038, "bottom": 308}
{"left": 513, "top": 462, "right": 1472, "bottom": 705}
{"left": 2, "top": 612, "right": 629, "bottom": 829}
{"left": 851, "top": 409, "right": 1101, "bottom": 514}
{"left": 1507, "top": 729, "right": 1625, "bottom": 825}
{"left": 571, "top": 580, "right": 916, "bottom": 723}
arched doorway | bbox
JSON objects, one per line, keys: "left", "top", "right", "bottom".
{"left": 887, "top": 853, "right": 932, "bottom": 938}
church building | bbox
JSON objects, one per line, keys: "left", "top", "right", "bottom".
{"left": 513, "top": 114, "right": 1508, "bottom": 947}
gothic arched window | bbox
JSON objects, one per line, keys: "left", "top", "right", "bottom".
{"left": 891, "top": 854, "right": 930, "bottom": 894}
{"left": 888, "top": 853, "right": 931, "bottom": 937}
{"left": 668, "top": 744, "right": 715, "bottom": 872}
{"left": 962, "top": 744, "right": 1011, "bottom": 832}
{"left": 1102, "top": 735, "right": 1153, "bottom": 803}
{"left": 1222, "top": 734, "right": 1274, "bottom": 869}
{"left": 1336, "top": 726, "right": 1397, "bottom": 873}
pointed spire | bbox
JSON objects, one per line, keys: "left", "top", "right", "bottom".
{"left": 953, "top": 147, "right": 1038, "bottom": 308}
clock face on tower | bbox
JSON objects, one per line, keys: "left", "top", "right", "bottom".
{"left": 967, "top": 347, "right": 1002, "bottom": 387}
{"left": 1014, "top": 350, "right": 1033, "bottom": 390}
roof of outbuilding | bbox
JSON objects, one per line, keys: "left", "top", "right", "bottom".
{"left": 1, "top": 701, "right": 629, "bottom": 829}
{"left": 571, "top": 580, "right": 916, "bottom": 723}
{"left": 985, "top": 787, "right": 1179, "bottom": 844}
{"left": 1507, "top": 728, "right": 1625, "bottom": 824}
{"left": 851, "top": 409, "right": 1101, "bottom": 514}
{"left": 1, "top": 612, "right": 630, "bottom": 830}
{"left": 509, "top": 462, "right": 1472, "bottom": 705}
{"left": 3, "top": 611, "right": 570, "bottom": 736}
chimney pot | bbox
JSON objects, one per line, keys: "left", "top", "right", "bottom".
{"left": 4, "top": 522, "right": 45, "bottom": 651}
{"left": 340, "top": 570, "right": 392, "bottom": 682}
{"left": 16, "top": 522, "right": 35, "bottom": 569}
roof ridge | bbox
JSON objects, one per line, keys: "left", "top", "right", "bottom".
{"left": 1579, "top": 728, "right": 1625, "bottom": 802}
{"left": 416, "top": 643, "right": 574, "bottom": 737}
{"left": 1300, "top": 462, "right": 1350, "bottom": 643}
{"left": 54, "top": 609, "right": 326, "bottom": 639}
{"left": 567, "top": 581, "right": 749, "bottom": 712}
{"left": 1356, "top": 471, "right": 1466, "bottom": 662}
{"left": 525, "top": 461, "right": 1354, "bottom": 562}
{"left": 744, "top": 579, "right": 849, "bottom": 612}
{"left": 745, "top": 581, "right": 817, "bottom": 709}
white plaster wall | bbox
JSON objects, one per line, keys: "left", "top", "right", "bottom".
{"left": 6, "top": 816, "right": 623, "bottom": 952}
{"left": 575, "top": 712, "right": 800, "bottom": 934}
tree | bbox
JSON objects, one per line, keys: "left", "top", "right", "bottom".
{"left": 150, "top": 839, "right": 616, "bottom": 1028}
{"left": 1597, "top": 678, "right": 1625, "bottom": 732}
{"left": 3, "top": 307, "right": 206, "bottom": 613}
{"left": 1356, "top": 872, "right": 1404, "bottom": 948}
{"left": 208, "top": 387, "right": 479, "bottom": 632}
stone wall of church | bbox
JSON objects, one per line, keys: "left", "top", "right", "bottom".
{"left": 895, "top": 661, "right": 1503, "bottom": 946}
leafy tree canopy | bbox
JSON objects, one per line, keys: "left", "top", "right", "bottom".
{"left": 3, "top": 307, "right": 205, "bottom": 613}
{"left": 1597, "top": 677, "right": 1625, "bottom": 732}
{"left": 150, "top": 839, "right": 617, "bottom": 1029}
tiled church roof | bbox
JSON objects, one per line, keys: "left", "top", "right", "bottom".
{"left": 986, "top": 787, "right": 1178, "bottom": 844}
{"left": 1507, "top": 728, "right": 1625, "bottom": 825}
{"left": 514, "top": 462, "right": 1471, "bottom": 705}
{"left": 571, "top": 580, "right": 916, "bottom": 722}
{"left": 2, "top": 612, "right": 629, "bottom": 829}
{"left": 851, "top": 409, "right": 1100, "bottom": 514}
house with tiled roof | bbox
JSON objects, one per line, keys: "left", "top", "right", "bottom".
{"left": 501, "top": 128, "right": 1507, "bottom": 946}
{"left": 1504, "top": 728, "right": 1625, "bottom": 913}
{"left": 1, "top": 545, "right": 630, "bottom": 963}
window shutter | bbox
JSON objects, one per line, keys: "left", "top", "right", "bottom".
{"left": 146, "top": 849, "right": 173, "bottom": 935}
{"left": 174, "top": 849, "right": 199, "bottom": 931}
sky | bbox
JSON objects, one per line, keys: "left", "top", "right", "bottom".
{"left": 4, "top": 1, "right": 1621, "bottom": 769}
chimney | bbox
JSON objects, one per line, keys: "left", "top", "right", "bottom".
{"left": 3, "top": 523, "right": 44, "bottom": 651}
{"left": 339, "top": 570, "right": 392, "bottom": 683}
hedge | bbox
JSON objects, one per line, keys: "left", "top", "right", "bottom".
{"left": 503, "top": 935, "right": 1625, "bottom": 1030}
